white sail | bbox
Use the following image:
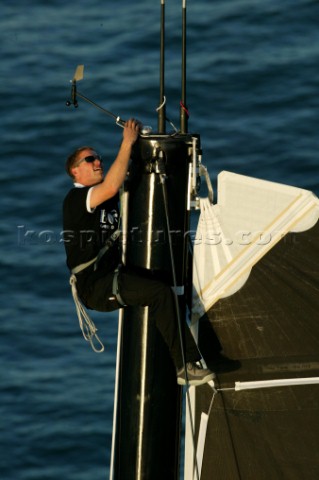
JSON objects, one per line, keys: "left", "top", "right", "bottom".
{"left": 192, "top": 171, "right": 319, "bottom": 323}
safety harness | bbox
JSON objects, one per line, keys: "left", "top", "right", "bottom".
{"left": 69, "top": 229, "right": 125, "bottom": 353}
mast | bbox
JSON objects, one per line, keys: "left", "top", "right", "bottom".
{"left": 110, "top": 1, "right": 202, "bottom": 478}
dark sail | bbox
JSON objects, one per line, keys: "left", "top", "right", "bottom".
{"left": 192, "top": 220, "right": 319, "bottom": 479}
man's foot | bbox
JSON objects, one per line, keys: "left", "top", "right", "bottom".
{"left": 177, "top": 362, "right": 215, "bottom": 386}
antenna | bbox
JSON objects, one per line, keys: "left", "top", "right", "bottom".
{"left": 180, "top": 0, "right": 188, "bottom": 133}
{"left": 158, "top": 0, "right": 166, "bottom": 133}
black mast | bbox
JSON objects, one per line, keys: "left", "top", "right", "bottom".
{"left": 110, "top": 1, "right": 201, "bottom": 478}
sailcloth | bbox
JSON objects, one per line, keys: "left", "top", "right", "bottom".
{"left": 192, "top": 171, "right": 319, "bottom": 322}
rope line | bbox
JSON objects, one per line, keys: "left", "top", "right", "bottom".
{"left": 69, "top": 274, "right": 104, "bottom": 353}
{"left": 156, "top": 95, "right": 166, "bottom": 111}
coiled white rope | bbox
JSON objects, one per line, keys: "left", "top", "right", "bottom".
{"left": 69, "top": 274, "right": 104, "bottom": 353}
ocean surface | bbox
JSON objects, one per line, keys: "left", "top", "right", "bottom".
{"left": 1, "top": 0, "right": 318, "bottom": 479}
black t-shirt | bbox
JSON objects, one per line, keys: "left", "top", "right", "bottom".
{"left": 63, "top": 186, "right": 120, "bottom": 273}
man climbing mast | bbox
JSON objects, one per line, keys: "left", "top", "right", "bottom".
{"left": 62, "top": 119, "right": 215, "bottom": 386}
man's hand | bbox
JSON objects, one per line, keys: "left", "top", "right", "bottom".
{"left": 123, "top": 118, "right": 141, "bottom": 146}
{"left": 89, "top": 118, "right": 141, "bottom": 208}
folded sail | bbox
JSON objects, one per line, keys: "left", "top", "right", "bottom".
{"left": 192, "top": 171, "right": 319, "bottom": 322}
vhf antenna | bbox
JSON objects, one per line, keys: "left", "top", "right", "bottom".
{"left": 180, "top": 0, "right": 188, "bottom": 133}
{"left": 157, "top": 0, "right": 188, "bottom": 134}
{"left": 158, "top": 0, "right": 166, "bottom": 134}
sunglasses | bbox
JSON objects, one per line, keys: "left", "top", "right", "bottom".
{"left": 75, "top": 154, "right": 102, "bottom": 167}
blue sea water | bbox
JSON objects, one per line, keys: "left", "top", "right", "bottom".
{"left": 1, "top": 0, "right": 318, "bottom": 479}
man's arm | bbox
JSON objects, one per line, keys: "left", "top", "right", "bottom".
{"left": 89, "top": 118, "right": 140, "bottom": 209}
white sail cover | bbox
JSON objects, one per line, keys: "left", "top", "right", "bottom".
{"left": 192, "top": 171, "right": 319, "bottom": 323}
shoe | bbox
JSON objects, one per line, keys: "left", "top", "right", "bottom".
{"left": 177, "top": 361, "right": 215, "bottom": 386}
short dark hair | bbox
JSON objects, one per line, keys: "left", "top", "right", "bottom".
{"left": 65, "top": 146, "right": 94, "bottom": 179}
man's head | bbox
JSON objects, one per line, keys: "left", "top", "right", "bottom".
{"left": 66, "top": 146, "right": 104, "bottom": 186}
